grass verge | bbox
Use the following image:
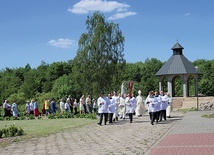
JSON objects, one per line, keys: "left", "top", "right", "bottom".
{"left": 0, "top": 118, "right": 97, "bottom": 146}
{"left": 201, "top": 113, "right": 214, "bottom": 118}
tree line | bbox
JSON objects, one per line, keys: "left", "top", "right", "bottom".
{"left": 0, "top": 58, "right": 213, "bottom": 105}
{"left": 0, "top": 12, "right": 213, "bottom": 106}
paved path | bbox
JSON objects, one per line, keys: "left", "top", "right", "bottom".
{"left": 147, "top": 110, "right": 214, "bottom": 155}
{"left": 0, "top": 110, "right": 213, "bottom": 155}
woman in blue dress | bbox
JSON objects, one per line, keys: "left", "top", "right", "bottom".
{"left": 12, "top": 101, "right": 19, "bottom": 117}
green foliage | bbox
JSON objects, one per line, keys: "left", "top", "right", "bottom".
{"left": 0, "top": 124, "right": 25, "bottom": 138}
{"left": 174, "top": 76, "right": 183, "bottom": 97}
{"left": 48, "top": 114, "right": 56, "bottom": 119}
{"left": 7, "top": 92, "right": 26, "bottom": 105}
{"left": 72, "top": 12, "right": 126, "bottom": 97}
{"left": 35, "top": 92, "right": 55, "bottom": 108}
{"left": 19, "top": 69, "right": 38, "bottom": 98}
{"left": 124, "top": 59, "right": 163, "bottom": 96}
{"left": 176, "top": 108, "right": 189, "bottom": 113}
{"left": 74, "top": 113, "right": 97, "bottom": 119}
{"left": 4, "top": 116, "right": 11, "bottom": 121}
{"left": 51, "top": 75, "right": 73, "bottom": 100}
{"left": 193, "top": 59, "right": 214, "bottom": 96}
{"left": 201, "top": 113, "right": 214, "bottom": 118}
{"left": 28, "top": 115, "right": 35, "bottom": 120}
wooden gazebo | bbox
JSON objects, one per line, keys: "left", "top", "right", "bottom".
{"left": 155, "top": 42, "right": 202, "bottom": 97}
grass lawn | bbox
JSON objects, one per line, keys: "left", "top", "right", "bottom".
{"left": 0, "top": 118, "right": 97, "bottom": 146}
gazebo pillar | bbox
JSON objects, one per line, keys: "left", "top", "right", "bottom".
{"left": 167, "top": 75, "right": 173, "bottom": 95}
{"left": 158, "top": 76, "right": 164, "bottom": 92}
{"left": 183, "top": 75, "right": 188, "bottom": 97}
{"left": 159, "top": 81, "right": 162, "bottom": 91}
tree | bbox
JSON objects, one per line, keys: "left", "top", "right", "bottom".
{"left": 0, "top": 68, "right": 23, "bottom": 102}
{"left": 19, "top": 69, "right": 38, "bottom": 99}
{"left": 36, "top": 61, "right": 50, "bottom": 93}
{"left": 140, "top": 58, "right": 163, "bottom": 96}
{"left": 51, "top": 74, "right": 73, "bottom": 100}
{"left": 72, "top": 12, "right": 126, "bottom": 97}
{"left": 193, "top": 59, "right": 214, "bottom": 96}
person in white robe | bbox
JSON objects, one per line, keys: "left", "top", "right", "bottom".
{"left": 135, "top": 90, "right": 145, "bottom": 117}
{"left": 60, "top": 99, "right": 65, "bottom": 114}
{"left": 159, "top": 91, "right": 169, "bottom": 121}
{"left": 154, "top": 91, "right": 161, "bottom": 123}
{"left": 97, "top": 92, "right": 110, "bottom": 125}
{"left": 125, "top": 94, "right": 136, "bottom": 123}
{"left": 108, "top": 93, "right": 116, "bottom": 123}
{"left": 119, "top": 93, "right": 126, "bottom": 119}
{"left": 145, "top": 91, "right": 158, "bottom": 125}
{"left": 79, "top": 95, "right": 85, "bottom": 114}
{"left": 166, "top": 93, "right": 173, "bottom": 118}
{"left": 112, "top": 91, "right": 120, "bottom": 122}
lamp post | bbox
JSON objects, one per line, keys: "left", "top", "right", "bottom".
{"left": 195, "top": 66, "right": 199, "bottom": 110}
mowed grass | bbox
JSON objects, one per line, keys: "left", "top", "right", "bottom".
{"left": 0, "top": 118, "right": 98, "bottom": 143}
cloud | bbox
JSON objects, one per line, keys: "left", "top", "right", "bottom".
{"left": 108, "top": 11, "right": 137, "bottom": 20}
{"left": 184, "top": 12, "right": 191, "bottom": 16}
{"left": 48, "top": 38, "right": 76, "bottom": 48}
{"left": 68, "top": 0, "right": 129, "bottom": 14}
{"left": 68, "top": 0, "right": 137, "bottom": 20}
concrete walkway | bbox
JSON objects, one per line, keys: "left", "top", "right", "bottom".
{"left": 0, "top": 110, "right": 213, "bottom": 155}
{"left": 146, "top": 110, "right": 214, "bottom": 155}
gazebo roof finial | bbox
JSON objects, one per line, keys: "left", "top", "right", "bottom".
{"left": 171, "top": 42, "right": 184, "bottom": 50}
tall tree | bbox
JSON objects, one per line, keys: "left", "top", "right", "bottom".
{"left": 193, "top": 59, "right": 214, "bottom": 96}
{"left": 73, "top": 12, "right": 126, "bottom": 97}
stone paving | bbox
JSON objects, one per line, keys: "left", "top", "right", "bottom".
{"left": 147, "top": 110, "right": 214, "bottom": 155}
{"left": 0, "top": 111, "right": 184, "bottom": 155}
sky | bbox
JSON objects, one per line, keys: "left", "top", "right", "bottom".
{"left": 0, "top": 0, "right": 213, "bottom": 70}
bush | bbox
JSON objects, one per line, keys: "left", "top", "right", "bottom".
{"left": 38, "top": 116, "right": 43, "bottom": 120}
{"left": 74, "top": 113, "right": 97, "bottom": 119}
{"left": 4, "top": 116, "right": 11, "bottom": 121}
{"left": 16, "top": 127, "right": 25, "bottom": 136}
{"left": 48, "top": 114, "right": 55, "bottom": 119}
{"left": 28, "top": 115, "right": 35, "bottom": 120}
{"left": 2, "top": 128, "right": 9, "bottom": 138}
{"left": 19, "top": 115, "right": 26, "bottom": 120}
{"left": 0, "top": 125, "right": 25, "bottom": 138}
{"left": 62, "top": 112, "right": 74, "bottom": 119}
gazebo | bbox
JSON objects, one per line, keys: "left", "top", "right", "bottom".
{"left": 155, "top": 42, "right": 202, "bottom": 97}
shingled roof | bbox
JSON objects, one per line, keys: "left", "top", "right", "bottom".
{"left": 156, "top": 42, "right": 201, "bottom": 76}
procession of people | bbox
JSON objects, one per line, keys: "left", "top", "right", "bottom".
{"left": 1, "top": 83, "right": 173, "bottom": 126}
{"left": 96, "top": 88, "right": 173, "bottom": 126}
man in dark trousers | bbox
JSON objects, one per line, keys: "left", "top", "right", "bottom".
{"left": 97, "top": 91, "right": 110, "bottom": 125}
